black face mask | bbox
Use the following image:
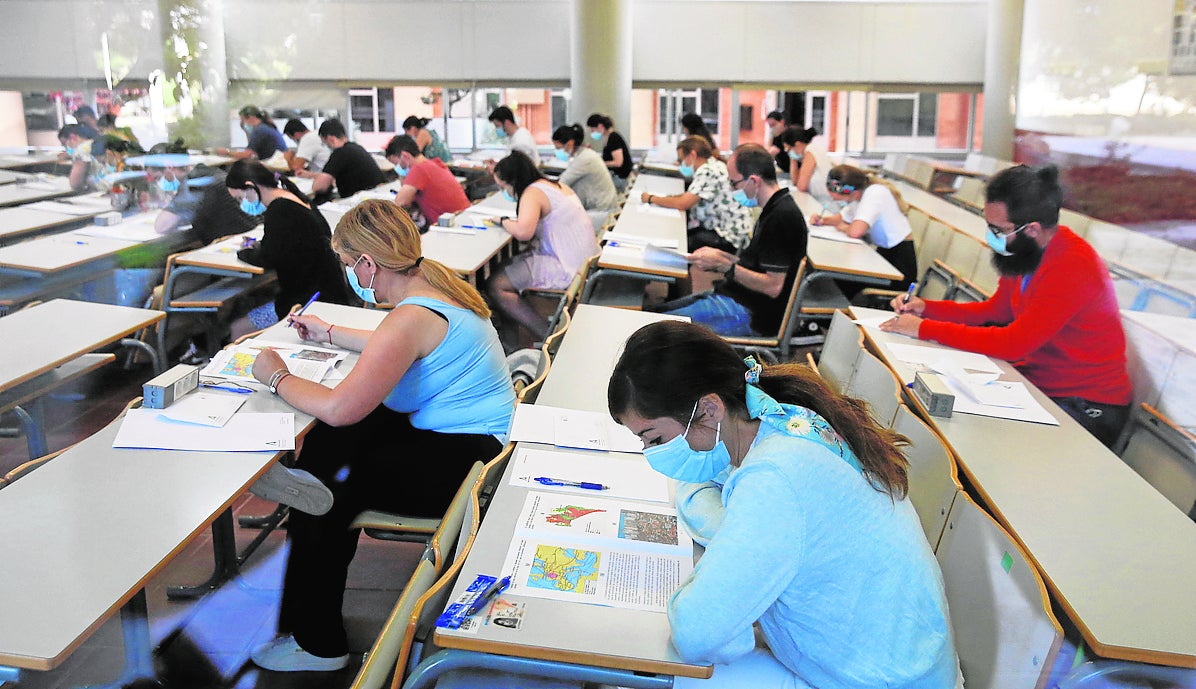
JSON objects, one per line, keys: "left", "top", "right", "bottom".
{"left": 991, "top": 229, "right": 1044, "bottom": 276}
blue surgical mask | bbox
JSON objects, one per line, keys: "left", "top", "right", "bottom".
{"left": 642, "top": 402, "right": 732, "bottom": 483}
{"left": 731, "top": 189, "right": 758, "bottom": 208}
{"left": 345, "top": 255, "right": 377, "bottom": 304}
{"left": 501, "top": 189, "right": 517, "bottom": 204}
{"left": 495, "top": 127, "right": 507, "bottom": 139}
{"left": 590, "top": 131, "right": 603, "bottom": 141}
{"left": 396, "top": 164, "right": 409, "bottom": 177}
{"left": 986, "top": 226, "right": 1016, "bottom": 257}
{"left": 64, "top": 146, "right": 76, "bottom": 157}
{"left": 678, "top": 163, "right": 695, "bottom": 177}
{"left": 157, "top": 177, "right": 180, "bottom": 193}
{"left": 554, "top": 148, "right": 570, "bottom": 162}
{"left": 787, "top": 150, "right": 802, "bottom": 161}
{"left": 241, "top": 198, "right": 266, "bottom": 215}
{"left": 242, "top": 123, "right": 253, "bottom": 134}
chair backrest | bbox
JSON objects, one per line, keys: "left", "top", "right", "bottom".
{"left": 1058, "top": 208, "right": 1092, "bottom": 237}
{"left": 968, "top": 251, "right": 1000, "bottom": 296}
{"left": 843, "top": 349, "right": 903, "bottom": 428}
{"left": 907, "top": 208, "right": 931, "bottom": 247}
{"left": 917, "top": 220, "right": 955, "bottom": 278}
{"left": 817, "top": 309, "right": 864, "bottom": 393}
{"left": 1119, "top": 232, "right": 1179, "bottom": 282}
{"left": 429, "top": 460, "right": 487, "bottom": 571}
{"left": 891, "top": 404, "right": 961, "bottom": 550}
{"left": 952, "top": 176, "right": 986, "bottom": 210}
{"left": 1115, "top": 403, "right": 1196, "bottom": 517}
{"left": 942, "top": 234, "right": 984, "bottom": 281}
{"left": 518, "top": 308, "right": 571, "bottom": 404}
{"left": 951, "top": 278, "right": 989, "bottom": 303}
{"left": 350, "top": 553, "right": 439, "bottom": 689}
{"left": 1084, "top": 220, "right": 1132, "bottom": 263}
{"left": 936, "top": 492, "right": 1062, "bottom": 689}
{"left": 919, "top": 260, "right": 959, "bottom": 302}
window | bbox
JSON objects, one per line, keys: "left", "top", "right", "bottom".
{"left": 877, "top": 95, "right": 916, "bottom": 136}
{"left": 349, "top": 89, "right": 379, "bottom": 133}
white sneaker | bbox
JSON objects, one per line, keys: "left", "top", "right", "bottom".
{"left": 249, "top": 463, "right": 334, "bottom": 516}
{"left": 250, "top": 635, "right": 349, "bottom": 672}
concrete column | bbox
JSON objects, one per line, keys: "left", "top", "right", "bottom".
{"left": 570, "top": 0, "right": 632, "bottom": 134}
{"left": 157, "top": 0, "right": 229, "bottom": 149}
{"left": 982, "top": 0, "right": 1025, "bottom": 159}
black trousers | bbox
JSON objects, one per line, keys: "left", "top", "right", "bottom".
{"left": 877, "top": 239, "right": 919, "bottom": 290}
{"left": 277, "top": 405, "right": 502, "bottom": 657}
{"left": 1050, "top": 396, "right": 1130, "bottom": 449}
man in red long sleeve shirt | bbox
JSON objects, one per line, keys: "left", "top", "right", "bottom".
{"left": 880, "top": 164, "right": 1132, "bottom": 447}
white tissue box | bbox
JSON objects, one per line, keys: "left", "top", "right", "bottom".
{"left": 437, "top": 212, "right": 456, "bottom": 227}
{"left": 95, "top": 211, "right": 123, "bottom": 226}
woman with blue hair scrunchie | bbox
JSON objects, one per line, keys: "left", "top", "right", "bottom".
{"left": 607, "top": 320, "right": 960, "bottom": 689}
{"left": 225, "top": 159, "right": 353, "bottom": 338}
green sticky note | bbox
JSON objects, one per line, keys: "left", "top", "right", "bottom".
{"left": 1001, "top": 552, "right": 1014, "bottom": 573}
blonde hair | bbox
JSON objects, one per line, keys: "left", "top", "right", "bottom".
{"left": 332, "top": 200, "right": 491, "bottom": 318}
{"left": 829, "top": 164, "right": 910, "bottom": 214}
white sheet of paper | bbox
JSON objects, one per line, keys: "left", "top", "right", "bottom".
{"left": 507, "top": 447, "right": 670, "bottom": 503}
{"left": 938, "top": 377, "right": 1059, "bottom": 425}
{"left": 509, "top": 404, "right": 644, "bottom": 454}
{"left": 853, "top": 314, "right": 898, "bottom": 331}
{"left": 158, "top": 393, "right": 246, "bottom": 427}
{"left": 809, "top": 227, "right": 865, "bottom": 244}
{"left": 25, "top": 200, "right": 100, "bottom": 216}
{"left": 642, "top": 244, "right": 691, "bottom": 269}
{"left": 885, "top": 341, "right": 1002, "bottom": 374}
{"left": 113, "top": 410, "right": 296, "bottom": 451}
{"left": 635, "top": 205, "right": 684, "bottom": 219}
{"left": 430, "top": 225, "right": 478, "bottom": 236}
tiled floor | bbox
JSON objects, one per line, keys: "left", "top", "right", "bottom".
{"left": 1, "top": 361, "right": 425, "bottom": 689}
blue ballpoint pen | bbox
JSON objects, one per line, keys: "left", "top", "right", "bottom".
{"left": 900, "top": 282, "right": 917, "bottom": 313}
{"left": 465, "top": 576, "right": 511, "bottom": 616}
{"left": 534, "top": 477, "right": 609, "bottom": 490}
{"left": 460, "top": 224, "right": 487, "bottom": 230}
{"left": 290, "top": 291, "right": 320, "bottom": 327}
{"left": 199, "top": 381, "right": 255, "bottom": 394}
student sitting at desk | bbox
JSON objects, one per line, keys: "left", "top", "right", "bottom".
{"left": 780, "top": 125, "right": 834, "bottom": 211}
{"left": 642, "top": 136, "right": 753, "bottom": 253}
{"left": 487, "top": 151, "right": 598, "bottom": 350}
{"left": 402, "top": 115, "right": 453, "bottom": 163}
{"left": 650, "top": 145, "right": 808, "bottom": 337}
{"left": 489, "top": 105, "right": 539, "bottom": 162}
{"left": 810, "top": 164, "right": 918, "bottom": 289}
{"left": 383, "top": 134, "right": 470, "bottom": 227}
{"left": 224, "top": 160, "right": 353, "bottom": 336}
{"left": 216, "top": 105, "right": 288, "bottom": 161}
{"left": 551, "top": 123, "right": 618, "bottom": 212}
{"left": 310, "top": 118, "right": 386, "bottom": 202}
{"left": 680, "top": 112, "right": 719, "bottom": 158}
{"left": 608, "top": 320, "right": 959, "bottom": 689}
{"left": 880, "top": 164, "right": 1132, "bottom": 447}
{"left": 282, "top": 119, "right": 331, "bottom": 176}
{"left": 247, "top": 199, "right": 516, "bottom": 672}
{"left": 58, "top": 124, "right": 106, "bottom": 191}
{"left": 154, "top": 163, "right": 259, "bottom": 243}
{"left": 586, "top": 112, "right": 633, "bottom": 191}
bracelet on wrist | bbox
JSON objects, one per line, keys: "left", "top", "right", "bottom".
{"left": 326, "top": 324, "right": 335, "bottom": 344}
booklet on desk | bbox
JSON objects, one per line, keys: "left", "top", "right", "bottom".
{"left": 113, "top": 410, "right": 295, "bottom": 451}
{"left": 498, "top": 490, "right": 694, "bottom": 612}
{"left": 507, "top": 446, "right": 670, "bottom": 503}
{"left": 509, "top": 404, "right": 644, "bottom": 453}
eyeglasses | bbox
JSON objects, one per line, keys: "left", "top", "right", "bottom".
{"left": 827, "top": 179, "right": 857, "bottom": 194}
{"left": 728, "top": 176, "right": 748, "bottom": 188}
{"left": 986, "top": 222, "right": 1030, "bottom": 238}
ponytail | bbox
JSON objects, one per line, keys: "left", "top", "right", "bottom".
{"left": 277, "top": 174, "right": 312, "bottom": 205}
{"left": 866, "top": 174, "right": 910, "bottom": 214}
{"left": 417, "top": 258, "right": 491, "bottom": 319}
{"left": 551, "top": 123, "right": 585, "bottom": 146}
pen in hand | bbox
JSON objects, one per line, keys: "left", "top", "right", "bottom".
{"left": 899, "top": 282, "right": 917, "bottom": 313}
{"left": 289, "top": 291, "right": 320, "bottom": 328}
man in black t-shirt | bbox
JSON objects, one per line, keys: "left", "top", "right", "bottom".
{"left": 765, "top": 111, "right": 790, "bottom": 174}
{"left": 311, "top": 119, "right": 385, "bottom": 202}
{"left": 651, "top": 144, "right": 808, "bottom": 337}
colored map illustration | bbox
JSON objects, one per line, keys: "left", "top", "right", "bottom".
{"left": 528, "top": 545, "right": 600, "bottom": 594}
{"left": 216, "top": 351, "right": 258, "bottom": 378}
{"left": 545, "top": 505, "right": 605, "bottom": 527}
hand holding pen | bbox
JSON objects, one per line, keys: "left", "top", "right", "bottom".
{"left": 890, "top": 283, "right": 925, "bottom": 316}
{"left": 288, "top": 291, "right": 320, "bottom": 328}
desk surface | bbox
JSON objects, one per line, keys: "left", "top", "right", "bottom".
{"left": 0, "top": 210, "right": 171, "bottom": 275}
{"left": 806, "top": 236, "right": 902, "bottom": 282}
{"left": 173, "top": 228, "right": 266, "bottom": 275}
{"left": 0, "top": 299, "right": 164, "bottom": 393}
{"left": 537, "top": 304, "right": 688, "bottom": 413}
{"left": 0, "top": 152, "right": 66, "bottom": 170}
{"left": 436, "top": 305, "right": 707, "bottom": 678}
{"left": 631, "top": 174, "right": 685, "bottom": 197}
{"left": 854, "top": 306, "right": 1196, "bottom": 667}
{"left": 0, "top": 207, "right": 85, "bottom": 242}
{"left": 0, "top": 177, "right": 76, "bottom": 208}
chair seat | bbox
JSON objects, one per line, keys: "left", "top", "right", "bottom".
{"left": 351, "top": 510, "right": 439, "bottom": 536}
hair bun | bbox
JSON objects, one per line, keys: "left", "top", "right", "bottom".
{"left": 1036, "top": 164, "right": 1059, "bottom": 186}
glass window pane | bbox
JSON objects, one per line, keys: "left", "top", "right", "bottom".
{"left": 917, "top": 92, "right": 937, "bottom": 137}
{"left": 350, "top": 92, "right": 376, "bottom": 133}
{"left": 877, "top": 97, "right": 914, "bottom": 136}
{"left": 700, "top": 90, "right": 719, "bottom": 134}
{"left": 378, "top": 88, "right": 395, "bottom": 133}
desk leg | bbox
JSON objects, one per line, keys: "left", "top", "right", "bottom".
{"left": 166, "top": 509, "right": 239, "bottom": 600}
{"left": 403, "top": 649, "right": 675, "bottom": 689}
{"left": 13, "top": 399, "right": 47, "bottom": 459}
{"left": 82, "top": 590, "right": 159, "bottom": 689}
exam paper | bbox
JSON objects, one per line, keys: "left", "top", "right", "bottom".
{"left": 602, "top": 232, "right": 679, "bottom": 249}
{"left": 809, "top": 226, "right": 865, "bottom": 244}
{"left": 201, "top": 339, "right": 347, "bottom": 383}
{"left": 500, "top": 491, "right": 694, "bottom": 614}
{"left": 642, "top": 244, "right": 691, "bottom": 270}
{"left": 938, "top": 376, "right": 1059, "bottom": 425}
{"left": 884, "top": 342, "right": 1002, "bottom": 375}
{"left": 508, "top": 404, "right": 644, "bottom": 453}
{"left": 507, "top": 447, "right": 671, "bottom": 503}
{"left": 158, "top": 392, "right": 246, "bottom": 427}
{"left": 113, "top": 410, "right": 295, "bottom": 451}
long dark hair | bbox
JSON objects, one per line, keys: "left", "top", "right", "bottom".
{"left": 608, "top": 321, "right": 910, "bottom": 498}
{"left": 402, "top": 115, "right": 432, "bottom": 130}
{"left": 493, "top": 151, "right": 555, "bottom": 214}
{"left": 552, "top": 123, "right": 585, "bottom": 147}
{"left": 679, "top": 112, "right": 716, "bottom": 149}
{"left": 225, "top": 159, "right": 311, "bottom": 204}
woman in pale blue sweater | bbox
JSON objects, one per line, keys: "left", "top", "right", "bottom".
{"left": 608, "top": 321, "right": 959, "bottom": 689}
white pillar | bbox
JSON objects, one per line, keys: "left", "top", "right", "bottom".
{"left": 982, "top": 0, "right": 1025, "bottom": 159}
{"left": 157, "top": 0, "right": 230, "bottom": 148}
{"left": 570, "top": 0, "right": 632, "bottom": 135}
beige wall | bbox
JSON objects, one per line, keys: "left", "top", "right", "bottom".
{"left": 0, "top": 92, "right": 28, "bottom": 148}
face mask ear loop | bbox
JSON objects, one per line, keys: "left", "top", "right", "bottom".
{"left": 682, "top": 400, "right": 699, "bottom": 437}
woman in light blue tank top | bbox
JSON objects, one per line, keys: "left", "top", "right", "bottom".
{"left": 245, "top": 199, "right": 515, "bottom": 673}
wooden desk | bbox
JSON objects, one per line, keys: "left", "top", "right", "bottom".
{"left": 0, "top": 207, "right": 90, "bottom": 245}
{"left": 806, "top": 235, "right": 903, "bottom": 284}
{"left": 433, "top": 305, "right": 707, "bottom": 682}
{"left": 0, "top": 170, "right": 24, "bottom": 185}
{"left": 0, "top": 299, "right": 164, "bottom": 457}
{"left": 854, "top": 306, "right": 1196, "bottom": 667}
{"left": 596, "top": 203, "right": 689, "bottom": 280}
{"left": 0, "top": 152, "right": 67, "bottom": 171}
{"left": 630, "top": 174, "right": 685, "bottom": 197}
